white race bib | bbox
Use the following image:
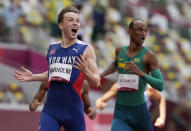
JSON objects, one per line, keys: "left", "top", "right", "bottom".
{"left": 49, "top": 63, "right": 72, "bottom": 82}
{"left": 117, "top": 74, "right": 139, "bottom": 91}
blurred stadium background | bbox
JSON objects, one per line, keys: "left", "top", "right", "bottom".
{"left": 0, "top": 0, "right": 191, "bottom": 131}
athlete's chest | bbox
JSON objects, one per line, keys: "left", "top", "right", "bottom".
{"left": 47, "top": 47, "right": 81, "bottom": 82}
{"left": 117, "top": 55, "right": 142, "bottom": 69}
{"left": 49, "top": 47, "right": 80, "bottom": 56}
{"left": 48, "top": 45, "right": 84, "bottom": 65}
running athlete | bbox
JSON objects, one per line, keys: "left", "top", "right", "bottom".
{"left": 29, "top": 81, "right": 96, "bottom": 120}
{"left": 96, "top": 83, "right": 166, "bottom": 128}
{"left": 100, "top": 19, "right": 165, "bottom": 131}
{"left": 145, "top": 85, "right": 166, "bottom": 128}
{"left": 13, "top": 7, "right": 100, "bottom": 131}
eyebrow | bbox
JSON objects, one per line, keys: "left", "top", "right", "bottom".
{"left": 67, "top": 16, "right": 80, "bottom": 19}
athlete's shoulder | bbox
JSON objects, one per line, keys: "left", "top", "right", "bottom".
{"left": 77, "top": 40, "right": 93, "bottom": 51}
{"left": 77, "top": 40, "right": 89, "bottom": 45}
{"left": 80, "top": 40, "right": 96, "bottom": 58}
{"left": 46, "top": 41, "right": 61, "bottom": 52}
{"left": 144, "top": 47, "right": 158, "bottom": 64}
{"left": 116, "top": 46, "right": 124, "bottom": 51}
{"left": 145, "top": 48, "right": 157, "bottom": 58}
{"left": 49, "top": 41, "right": 61, "bottom": 46}
{"left": 115, "top": 46, "right": 124, "bottom": 56}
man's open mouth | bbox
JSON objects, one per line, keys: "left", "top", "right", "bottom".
{"left": 140, "top": 37, "right": 145, "bottom": 41}
{"left": 71, "top": 28, "right": 78, "bottom": 33}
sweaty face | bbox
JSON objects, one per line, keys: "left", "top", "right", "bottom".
{"left": 131, "top": 21, "right": 148, "bottom": 45}
{"left": 59, "top": 12, "right": 80, "bottom": 40}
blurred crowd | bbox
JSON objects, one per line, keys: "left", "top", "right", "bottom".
{"left": 0, "top": 82, "right": 28, "bottom": 104}
{"left": 0, "top": 0, "right": 191, "bottom": 108}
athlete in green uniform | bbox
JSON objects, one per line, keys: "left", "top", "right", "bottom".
{"left": 100, "top": 19, "right": 165, "bottom": 131}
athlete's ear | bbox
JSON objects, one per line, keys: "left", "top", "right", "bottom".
{"left": 128, "top": 29, "right": 132, "bottom": 35}
{"left": 58, "top": 23, "right": 63, "bottom": 30}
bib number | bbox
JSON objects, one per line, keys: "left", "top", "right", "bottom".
{"left": 117, "top": 74, "right": 139, "bottom": 91}
{"left": 49, "top": 63, "right": 72, "bottom": 82}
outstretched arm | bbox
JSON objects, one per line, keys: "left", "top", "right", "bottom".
{"left": 29, "top": 81, "right": 48, "bottom": 112}
{"left": 81, "top": 81, "right": 96, "bottom": 119}
{"left": 146, "top": 85, "right": 166, "bottom": 128}
{"left": 13, "top": 66, "right": 48, "bottom": 82}
{"left": 96, "top": 82, "right": 118, "bottom": 110}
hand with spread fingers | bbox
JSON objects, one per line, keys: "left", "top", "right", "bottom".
{"left": 13, "top": 66, "right": 33, "bottom": 82}
{"left": 73, "top": 55, "right": 88, "bottom": 74}
{"left": 73, "top": 54, "right": 100, "bottom": 88}
{"left": 13, "top": 67, "right": 48, "bottom": 82}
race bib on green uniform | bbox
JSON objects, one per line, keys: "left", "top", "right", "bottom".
{"left": 117, "top": 74, "right": 139, "bottom": 91}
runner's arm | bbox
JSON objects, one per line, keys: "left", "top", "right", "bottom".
{"left": 82, "top": 81, "right": 96, "bottom": 119}
{"left": 13, "top": 67, "right": 48, "bottom": 82}
{"left": 73, "top": 44, "right": 100, "bottom": 87}
{"left": 143, "top": 51, "right": 165, "bottom": 91}
{"left": 96, "top": 82, "right": 118, "bottom": 110}
{"left": 147, "top": 86, "right": 166, "bottom": 128}
{"left": 29, "top": 81, "right": 48, "bottom": 111}
{"left": 100, "top": 47, "right": 122, "bottom": 78}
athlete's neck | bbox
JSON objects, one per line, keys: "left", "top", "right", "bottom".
{"left": 129, "top": 42, "right": 143, "bottom": 53}
{"left": 61, "top": 38, "right": 78, "bottom": 48}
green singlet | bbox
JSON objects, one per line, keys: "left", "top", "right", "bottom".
{"left": 116, "top": 46, "right": 149, "bottom": 106}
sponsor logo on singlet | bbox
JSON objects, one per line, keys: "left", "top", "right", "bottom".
{"left": 72, "top": 48, "right": 79, "bottom": 53}
{"left": 50, "top": 49, "right": 56, "bottom": 54}
{"left": 118, "top": 58, "right": 140, "bottom": 69}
